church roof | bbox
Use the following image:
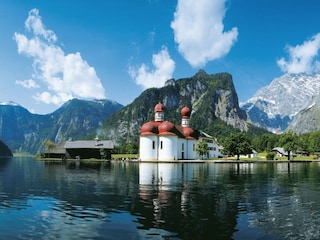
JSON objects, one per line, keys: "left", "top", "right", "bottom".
{"left": 154, "top": 102, "right": 164, "bottom": 112}
{"left": 140, "top": 102, "right": 199, "bottom": 139}
{"left": 181, "top": 106, "right": 191, "bottom": 118}
{"left": 141, "top": 121, "right": 160, "bottom": 135}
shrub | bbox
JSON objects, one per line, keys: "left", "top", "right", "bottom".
{"left": 266, "top": 152, "right": 275, "bottom": 160}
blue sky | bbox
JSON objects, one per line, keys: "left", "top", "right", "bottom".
{"left": 1, "top": 0, "right": 320, "bottom": 114}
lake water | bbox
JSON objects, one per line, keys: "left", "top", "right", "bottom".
{"left": 1, "top": 157, "right": 320, "bottom": 239}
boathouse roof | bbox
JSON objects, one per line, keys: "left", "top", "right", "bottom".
{"left": 65, "top": 140, "right": 114, "bottom": 149}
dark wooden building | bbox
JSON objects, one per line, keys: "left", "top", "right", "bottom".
{"left": 42, "top": 142, "right": 66, "bottom": 158}
{"left": 64, "top": 140, "right": 113, "bottom": 159}
{"left": 42, "top": 140, "right": 114, "bottom": 159}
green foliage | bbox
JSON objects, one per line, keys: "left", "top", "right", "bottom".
{"left": 113, "top": 142, "right": 138, "bottom": 154}
{"left": 222, "top": 132, "right": 252, "bottom": 160}
{"left": 278, "top": 130, "right": 300, "bottom": 160}
{"left": 266, "top": 152, "right": 275, "bottom": 160}
{"left": 196, "top": 139, "right": 209, "bottom": 159}
{"left": 199, "top": 118, "right": 241, "bottom": 141}
{"left": 300, "top": 130, "right": 320, "bottom": 153}
{"left": 101, "top": 70, "right": 244, "bottom": 147}
{"left": 251, "top": 133, "right": 279, "bottom": 152}
{"left": 41, "top": 140, "right": 56, "bottom": 152}
{"left": 247, "top": 123, "right": 271, "bottom": 137}
{"left": 41, "top": 140, "right": 56, "bottom": 158}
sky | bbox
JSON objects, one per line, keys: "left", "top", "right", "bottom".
{"left": 1, "top": 0, "right": 320, "bottom": 114}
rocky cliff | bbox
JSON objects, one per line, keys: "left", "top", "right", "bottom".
{"left": 0, "top": 71, "right": 258, "bottom": 154}
{"left": 241, "top": 73, "right": 320, "bottom": 133}
{"left": 101, "top": 70, "right": 249, "bottom": 145}
{"left": 286, "top": 94, "right": 320, "bottom": 133}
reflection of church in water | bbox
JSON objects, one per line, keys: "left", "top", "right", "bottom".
{"left": 139, "top": 102, "right": 221, "bottom": 161}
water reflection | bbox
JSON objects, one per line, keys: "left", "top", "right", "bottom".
{"left": 138, "top": 163, "right": 239, "bottom": 239}
{"left": 1, "top": 158, "right": 320, "bottom": 239}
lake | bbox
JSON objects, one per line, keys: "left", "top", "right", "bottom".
{"left": 0, "top": 157, "right": 320, "bottom": 239}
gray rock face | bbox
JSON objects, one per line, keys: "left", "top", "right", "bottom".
{"left": 241, "top": 73, "right": 320, "bottom": 133}
{"left": 102, "top": 70, "right": 249, "bottom": 145}
{"left": 287, "top": 95, "right": 320, "bottom": 133}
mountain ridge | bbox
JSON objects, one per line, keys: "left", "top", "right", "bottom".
{"left": 286, "top": 94, "right": 320, "bottom": 133}
{"left": 0, "top": 71, "right": 268, "bottom": 154}
{"left": 100, "top": 70, "right": 250, "bottom": 146}
{"left": 0, "top": 99, "right": 123, "bottom": 153}
{"left": 241, "top": 73, "right": 320, "bottom": 133}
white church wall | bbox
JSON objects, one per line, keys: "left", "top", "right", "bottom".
{"left": 187, "top": 140, "right": 197, "bottom": 159}
{"left": 139, "top": 135, "right": 158, "bottom": 161}
{"left": 177, "top": 139, "right": 187, "bottom": 159}
{"left": 158, "top": 135, "right": 177, "bottom": 161}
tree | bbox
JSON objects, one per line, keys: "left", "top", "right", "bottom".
{"left": 196, "top": 139, "right": 209, "bottom": 159}
{"left": 125, "top": 142, "right": 138, "bottom": 154}
{"left": 223, "top": 132, "right": 252, "bottom": 160}
{"left": 251, "top": 133, "right": 279, "bottom": 152}
{"left": 278, "top": 130, "right": 300, "bottom": 160}
{"left": 266, "top": 152, "right": 275, "bottom": 160}
{"left": 307, "top": 131, "right": 320, "bottom": 154}
{"left": 41, "top": 140, "right": 56, "bottom": 158}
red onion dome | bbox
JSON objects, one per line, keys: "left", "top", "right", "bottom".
{"left": 183, "top": 127, "right": 194, "bottom": 137}
{"left": 158, "top": 120, "right": 175, "bottom": 135}
{"left": 181, "top": 106, "right": 191, "bottom": 118}
{"left": 183, "top": 127, "right": 196, "bottom": 139}
{"left": 154, "top": 102, "right": 164, "bottom": 112}
{"left": 141, "top": 121, "right": 159, "bottom": 135}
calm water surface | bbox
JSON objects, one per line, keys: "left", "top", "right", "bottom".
{"left": 1, "top": 157, "right": 320, "bottom": 239}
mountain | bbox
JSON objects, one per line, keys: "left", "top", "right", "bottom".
{"left": 0, "top": 140, "right": 12, "bottom": 157}
{"left": 0, "top": 71, "right": 265, "bottom": 154}
{"left": 0, "top": 99, "right": 123, "bottom": 154}
{"left": 50, "top": 99, "right": 123, "bottom": 142}
{"left": 286, "top": 94, "right": 320, "bottom": 133}
{"left": 241, "top": 73, "right": 320, "bottom": 133}
{"left": 101, "top": 70, "right": 250, "bottom": 146}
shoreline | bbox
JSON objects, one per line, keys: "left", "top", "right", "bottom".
{"left": 37, "top": 158, "right": 320, "bottom": 164}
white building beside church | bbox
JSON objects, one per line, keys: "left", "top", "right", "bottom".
{"left": 139, "top": 102, "right": 221, "bottom": 161}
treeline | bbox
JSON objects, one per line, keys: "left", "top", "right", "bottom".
{"left": 111, "top": 125, "right": 320, "bottom": 157}
{"left": 249, "top": 130, "right": 320, "bottom": 154}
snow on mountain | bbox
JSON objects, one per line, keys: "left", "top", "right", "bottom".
{"left": 0, "top": 101, "right": 20, "bottom": 106}
{"left": 286, "top": 94, "right": 320, "bottom": 133}
{"left": 241, "top": 73, "right": 320, "bottom": 133}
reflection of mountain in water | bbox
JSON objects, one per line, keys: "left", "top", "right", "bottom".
{"left": 239, "top": 163, "right": 320, "bottom": 240}
{"left": 1, "top": 158, "right": 320, "bottom": 239}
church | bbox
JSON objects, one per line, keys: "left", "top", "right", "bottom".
{"left": 139, "top": 102, "right": 221, "bottom": 161}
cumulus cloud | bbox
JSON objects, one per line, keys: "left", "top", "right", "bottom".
{"left": 14, "top": 8, "right": 105, "bottom": 106}
{"left": 171, "top": 0, "right": 238, "bottom": 68}
{"left": 129, "top": 46, "right": 175, "bottom": 89}
{"left": 277, "top": 33, "right": 320, "bottom": 74}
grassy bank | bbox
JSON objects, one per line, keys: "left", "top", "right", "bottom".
{"left": 112, "top": 154, "right": 138, "bottom": 160}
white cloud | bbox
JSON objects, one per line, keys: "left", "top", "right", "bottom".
{"left": 171, "top": 0, "right": 238, "bottom": 68}
{"left": 25, "top": 9, "right": 57, "bottom": 43}
{"left": 14, "top": 8, "right": 105, "bottom": 106}
{"left": 277, "top": 33, "right": 320, "bottom": 74}
{"left": 129, "top": 46, "right": 175, "bottom": 89}
{"left": 15, "top": 79, "right": 40, "bottom": 89}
